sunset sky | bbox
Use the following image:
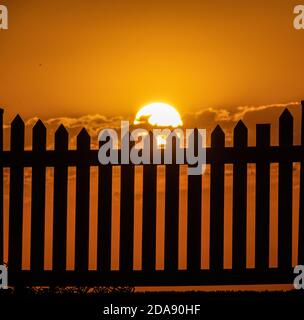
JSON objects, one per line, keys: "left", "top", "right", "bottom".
{"left": 1, "top": 0, "right": 303, "bottom": 291}
{"left": 0, "top": 0, "right": 304, "bottom": 123}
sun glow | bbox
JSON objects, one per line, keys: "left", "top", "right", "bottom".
{"left": 134, "top": 102, "right": 183, "bottom": 147}
{"left": 134, "top": 102, "right": 183, "bottom": 127}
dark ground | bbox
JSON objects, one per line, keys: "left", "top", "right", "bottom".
{"left": 0, "top": 290, "right": 304, "bottom": 319}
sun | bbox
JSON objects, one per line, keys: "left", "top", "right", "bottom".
{"left": 134, "top": 102, "right": 183, "bottom": 127}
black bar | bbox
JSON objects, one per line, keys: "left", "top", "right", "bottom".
{"left": 7, "top": 269, "right": 295, "bottom": 287}
{"left": 1, "top": 146, "right": 304, "bottom": 167}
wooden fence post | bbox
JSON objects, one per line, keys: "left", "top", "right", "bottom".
{"left": 142, "top": 131, "right": 157, "bottom": 271}
{"left": 255, "top": 124, "right": 271, "bottom": 270}
{"left": 3, "top": 104, "right": 303, "bottom": 286}
{"left": 299, "top": 101, "right": 304, "bottom": 264}
{"left": 210, "top": 125, "right": 225, "bottom": 271}
{"left": 0, "top": 108, "right": 3, "bottom": 265}
{"left": 165, "top": 134, "right": 180, "bottom": 271}
{"left": 53, "top": 125, "right": 69, "bottom": 271}
{"left": 75, "top": 128, "right": 90, "bottom": 271}
{"left": 120, "top": 133, "right": 135, "bottom": 271}
{"left": 8, "top": 115, "right": 24, "bottom": 271}
{"left": 97, "top": 137, "right": 113, "bottom": 271}
{"left": 187, "top": 128, "right": 202, "bottom": 271}
{"left": 278, "top": 109, "right": 293, "bottom": 269}
{"left": 31, "top": 120, "right": 47, "bottom": 271}
{"left": 232, "top": 121, "right": 248, "bottom": 270}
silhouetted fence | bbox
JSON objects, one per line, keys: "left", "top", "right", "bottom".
{"left": 0, "top": 102, "right": 304, "bottom": 287}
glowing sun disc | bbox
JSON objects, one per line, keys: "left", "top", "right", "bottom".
{"left": 134, "top": 102, "right": 183, "bottom": 127}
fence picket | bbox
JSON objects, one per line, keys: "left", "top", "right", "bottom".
{"left": 210, "top": 125, "right": 225, "bottom": 271}
{"left": 164, "top": 134, "right": 180, "bottom": 271}
{"left": 53, "top": 125, "right": 69, "bottom": 271}
{"left": 232, "top": 121, "right": 248, "bottom": 270}
{"left": 31, "top": 120, "right": 47, "bottom": 271}
{"left": 97, "top": 137, "right": 113, "bottom": 271}
{"left": 0, "top": 104, "right": 302, "bottom": 286}
{"left": 0, "top": 109, "right": 3, "bottom": 264}
{"left": 187, "top": 129, "right": 202, "bottom": 270}
{"left": 299, "top": 101, "right": 304, "bottom": 264}
{"left": 75, "top": 128, "right": 90, "bottom": 271}
{"left": 142, "top": 132, "right": 157, "bottom": 271}
{"left": 278, "top": 109, "right": 293, "bottom": 269}
{"left": 8, "top": 115, "right": 25, "bottom": 271}
{"left": 120, "top": 134, "right": 135, "bottom": 271}
{"left": 255, "top": 124, "right": 271, "bottom": 270}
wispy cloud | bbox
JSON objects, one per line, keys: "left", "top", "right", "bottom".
{"left": 3, "top": 101, "right": 301, "bottom": 149}
{"left": 183, "top": 101, "right": 300, "bottom": 128}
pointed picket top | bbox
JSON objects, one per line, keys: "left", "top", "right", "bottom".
{"left": 11, "top": 114, "right": 24, "bottom": 151}
{"left": 188, "top": 128, "right": 199, "bottom": 141}
{"left": 166, "top": 130, "right": 181, "bottom": 146}
{"left": 148, "top": 130, "right": 156, "bottom": 143}
{"left": 99, "top": 129, "right": 111, "bottom": 147}
{"left": 11, "top": 114, "right": 24, "bottom": 128}
{"left": 279, "top": 108, "right": 293, "bottom": 122}
{"left": 55, "top": 124, "right": 68, "bottom": 137}
{"left": 141, "top": 131, "right": 157, "bottom": 163}
{"left": 33, "top": 119, "right": 46, "bottom": 151}
{"left": 55, "top": 124, "right": 69, "bottom": 151}
{"left": 211, "top": 125, "right": 225, "bottom": 147}
{"left": 233, "top": 120, "right": 248, "bottom": 148}
{"left": 129, "top": 131, "right": 136, "bottom": 150}
{"left": 279, "top": 108, "right": 293, "bottom": 146}
{"left": 33, "top": 119, "right": 46, "bottom": 130}
{"left": 234, "top": 120, "right": 247, "bottom": 132}
{"left": 77, "top": 128, "right": 90, "bottom": 150}
{"left": 166, "top": 130, "right": 181, "bottom": 163}
{"left": 188, "top": 128, "right": 199, "bottom": 156}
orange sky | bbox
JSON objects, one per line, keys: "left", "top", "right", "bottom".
{"left": 1, "top": 1, "right": 304, "bottom": 291}
{"left": 0, "top": 0, "right": 304, "bottom": 122}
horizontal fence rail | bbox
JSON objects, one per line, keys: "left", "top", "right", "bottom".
{"left": 1, "top": 147, "right": 304, "bottom": 166}
{"left": 0, "top": 102, "right": 304, "bottom": 287}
